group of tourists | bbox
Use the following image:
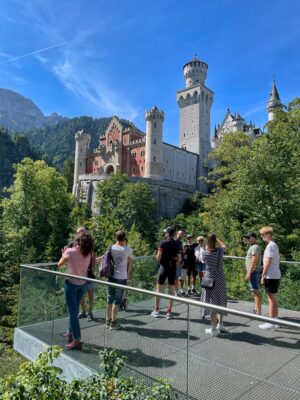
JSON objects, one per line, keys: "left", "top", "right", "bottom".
{"left": 57, "top": 224, "right": 280, "bottom": 350}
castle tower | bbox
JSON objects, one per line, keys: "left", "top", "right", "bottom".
{"left": 72, "top": 129, "right": 91, "bottom": 196}
{"left": 176, "top": 56, "right": 214, "bottom": 191}
{"left": 267, "top": 80, "right": 283, "bottom": 122}
{"left": 232, "top": 113, "right": 245, "bottom": 132}
{"left": 144, "top": 106, "right": 164, "bottom": 180}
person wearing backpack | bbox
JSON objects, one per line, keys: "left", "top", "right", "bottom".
{"left": 105, "top": 230, "right": 132, "bottom": 330}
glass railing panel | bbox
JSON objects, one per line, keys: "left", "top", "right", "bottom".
{"left": 17, "top": 266, "right": 57, "bottom": 327}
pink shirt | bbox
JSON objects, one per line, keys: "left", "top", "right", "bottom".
{"left": 64, "top": 246, "right": 91, "bottom": 285}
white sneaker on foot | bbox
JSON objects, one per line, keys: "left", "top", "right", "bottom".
{"left": 216, "top": 323, "right": 228, "bottom": 333}
{"left": 166, "top": 311, "right": 173, "bottom": 320}
{"left": 258, "top": 322, "right": 277, "bottom": 331}
{"left": 205, "top": 327, "right": 220, "bottom": 337}
{"left": 151, "top": 310, "right": 160, "bottom": 317}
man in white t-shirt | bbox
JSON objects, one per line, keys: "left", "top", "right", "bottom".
{"left": 258, "top": 226, "right": 281, "bottom": 331}
{"left": 106, "top": 230, "right": 132, "bottom": 330}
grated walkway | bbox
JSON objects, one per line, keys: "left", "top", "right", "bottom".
{"left": 19, "top": 299, "right": 300, "bottom": 400}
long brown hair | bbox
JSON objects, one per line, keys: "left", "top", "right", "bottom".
{"left": 75, "top": 232, "right": 94, "bottom": 257}
{"left": 207, "top": 234, "right": 217, "bottom": 250}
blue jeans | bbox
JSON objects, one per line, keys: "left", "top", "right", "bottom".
{"left": 64, "top": 279, "right": 86, "bottom": 340}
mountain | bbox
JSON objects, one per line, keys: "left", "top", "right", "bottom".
{"left": 0, "top": 127, "right": 38, "bottom": 195}
{"left": 0, "top": 88, "right": 66, "bottom": 132}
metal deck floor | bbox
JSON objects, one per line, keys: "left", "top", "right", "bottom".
{"left": 16, "top": 300, "right": 300, "bottom": 400}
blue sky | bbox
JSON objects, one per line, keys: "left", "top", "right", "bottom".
{"left": 1, "top": 0, "right": 299, "bottom": 145}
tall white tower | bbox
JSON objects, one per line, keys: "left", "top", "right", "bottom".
{"left": 144, "top": 106, "right": 164, "bottom": 180}
{"left": 72, "top": 129, "right": 91, "bottom": 196}
{"left": 176, "top": 56, "right": 214, "bottom": 191}
{"left": 267, "top": 80, "right": 283, "bottom": 122}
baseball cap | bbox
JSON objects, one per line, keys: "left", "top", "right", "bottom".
{"left": 187, "top": 234, "right": 193, "bottom": 239}
{"left": 243, "top": 232, "right": 257, "bottom": 239}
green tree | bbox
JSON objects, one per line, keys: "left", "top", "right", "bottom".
{"left": 204, "top": 98, "right": 300, "bottom": 258}
{"left": 62, "top": 158, "right": 75, "bottom": 192}
{"left": 117, "top": 182, "right": 157, "bottom": 239}
{"left": 0, "top": 158, "right": 72, "bottom": 346}
{"left": 95, "top": 173, "right": 129, "bottom": 216}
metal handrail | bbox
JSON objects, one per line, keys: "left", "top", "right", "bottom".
{"left": 20, "top": 264, "right": 300, "bottom": 330}
{"left": 223, "top": 255, "right": 300, "bottom": 265}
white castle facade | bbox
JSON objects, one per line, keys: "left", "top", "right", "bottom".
{"left": 73, "top": 57, "right": 283, "bottom": 217}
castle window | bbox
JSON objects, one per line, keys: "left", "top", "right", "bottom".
{"left": 183, "top": 133, "right": 186, "bottom": 138}
{"left": 153, "top": 156, "right": 156, "bottom": 161}
{"left": 80, "top": 148, "right": 82, "bottom": 153}
{"left": 166, "top": 160, "right": 168, "bottom": 164}
{"left": 154, "top": 139, "right": 156, "bottom": 144}
{"left": 80, "top": 162, "right": 82, "bottom": 167}
{"left": 132, "top": 152, "right": 136, "bottom": 159}
{"left": 132, "top": 167, "right": 136, "bottom": 173}
{"left": 163, "top": 168, "right": 165, "bottom": 172}
{"left": 154, "top": 122, "right": 157, "bottom": 128}
{"left": 141, "top": 166, "right": 144, "bottom": 172}
{"left": 177, "top": 171, "right": 179, "bottom": 176}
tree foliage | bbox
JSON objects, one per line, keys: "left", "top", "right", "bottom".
{"left": 203, "top": 99, "right": 300, "bottom": 258}
{"left": 0, "top": 346, "right": 174, "bottom": 400}
{"left": 0, "top": 159, "right": 72, "bottom": 346}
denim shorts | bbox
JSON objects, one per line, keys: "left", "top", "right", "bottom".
{"left": 196, "top": 262, "right": 206, "bottom": 273}
{"left": 85, "top": 282, "right": 96, "bottom": 290}
{"left": 107, "top": 278, "right": 127, "bottom": 305}
{"left": 249, "top": 270, "right": 260, "bottom": 291}
{"left": 176, "top": 265, "right": 182, "bottom": 279}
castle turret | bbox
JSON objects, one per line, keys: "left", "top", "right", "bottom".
{"left": 267, "top": 80, "right": 283, "bottom": 122}
{"left": 144, "top": 106, "right": 164, "bottom": 180}
{"left": 72, "top": 130, "right": 91, "bottom": 196}
{"left": 183, "top": 56, "right": 208, "bottom": 88}
{"left": 232, "top": 113, "right": 245, "bottom": 132}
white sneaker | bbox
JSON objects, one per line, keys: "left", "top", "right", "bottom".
{"left": 216, "top": 323, "right": 228, "bottom": 333}
{"left": 151, "top": 310, "right": 160, "bottom": 318}
{"left": 166, "top": 312, "right": 173, "bottom": 320}
{"left": 258, "top": 322, "right": 277, "bottom": 331}
{"left": 205, "top": 327, "right": 220, "bottom": 337}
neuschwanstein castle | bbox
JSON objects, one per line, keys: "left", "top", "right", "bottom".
{"left": 72, "top": 56, "right": 283, "bottom": 217}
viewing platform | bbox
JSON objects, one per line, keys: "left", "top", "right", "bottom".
{"left": 14, "top": 259, "right": 300, "bottom": 400}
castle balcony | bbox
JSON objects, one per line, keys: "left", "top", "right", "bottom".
{"left": 14, "top": 257, "right": 300, "bottom": 399}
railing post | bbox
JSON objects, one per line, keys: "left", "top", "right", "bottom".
{"left": 186, "top": 304, "right": 190, "bottom": 400}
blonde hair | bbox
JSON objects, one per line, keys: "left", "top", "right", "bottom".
{"left": 259, "top": 226, "right": 273, "bottom": 235}
{"left": 197, "top": 236, "right": 205, "bottom": 243}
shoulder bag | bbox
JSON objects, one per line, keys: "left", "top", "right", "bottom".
{"left": 201, "top": 248, "right": 221, "bottom": 289}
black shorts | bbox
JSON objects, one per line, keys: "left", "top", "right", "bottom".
{"left": 157, "top": 264, "right": 176, "bottom": 286}
{"left": 264, "top": 279, "right": 280, "bottom": 294}
{"left": 187, "top": 264, "right": 197, "bottom": 277}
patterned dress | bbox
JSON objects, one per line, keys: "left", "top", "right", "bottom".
{"left": 199, "top": 248, "right": 227, "bottom": 317}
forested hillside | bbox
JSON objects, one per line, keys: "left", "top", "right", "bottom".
{"left": 0, "top": 127, "right": 38, "bottom": 195}
{"left": 25, "top": 117, "right": 111, "bottom": 168}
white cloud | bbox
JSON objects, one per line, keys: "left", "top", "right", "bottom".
{"left": 53, "top": 58, "right": 139, "bottom": 120}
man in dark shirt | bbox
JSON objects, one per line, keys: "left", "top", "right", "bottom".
{"left": 186, "top": 235, "right": 198, "bottom": 295}
{"left": 151, "top": 226, "right": 180, "bottom": 320}
{"left": 175, "top": 229, "right": 185, "bottom": 296}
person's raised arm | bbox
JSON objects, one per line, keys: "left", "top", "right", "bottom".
{"left": 58, "top": 255, "right": 67, "bottom": 269}
{"left": 216, "top": 238, "right": 226, "bottom": 250}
